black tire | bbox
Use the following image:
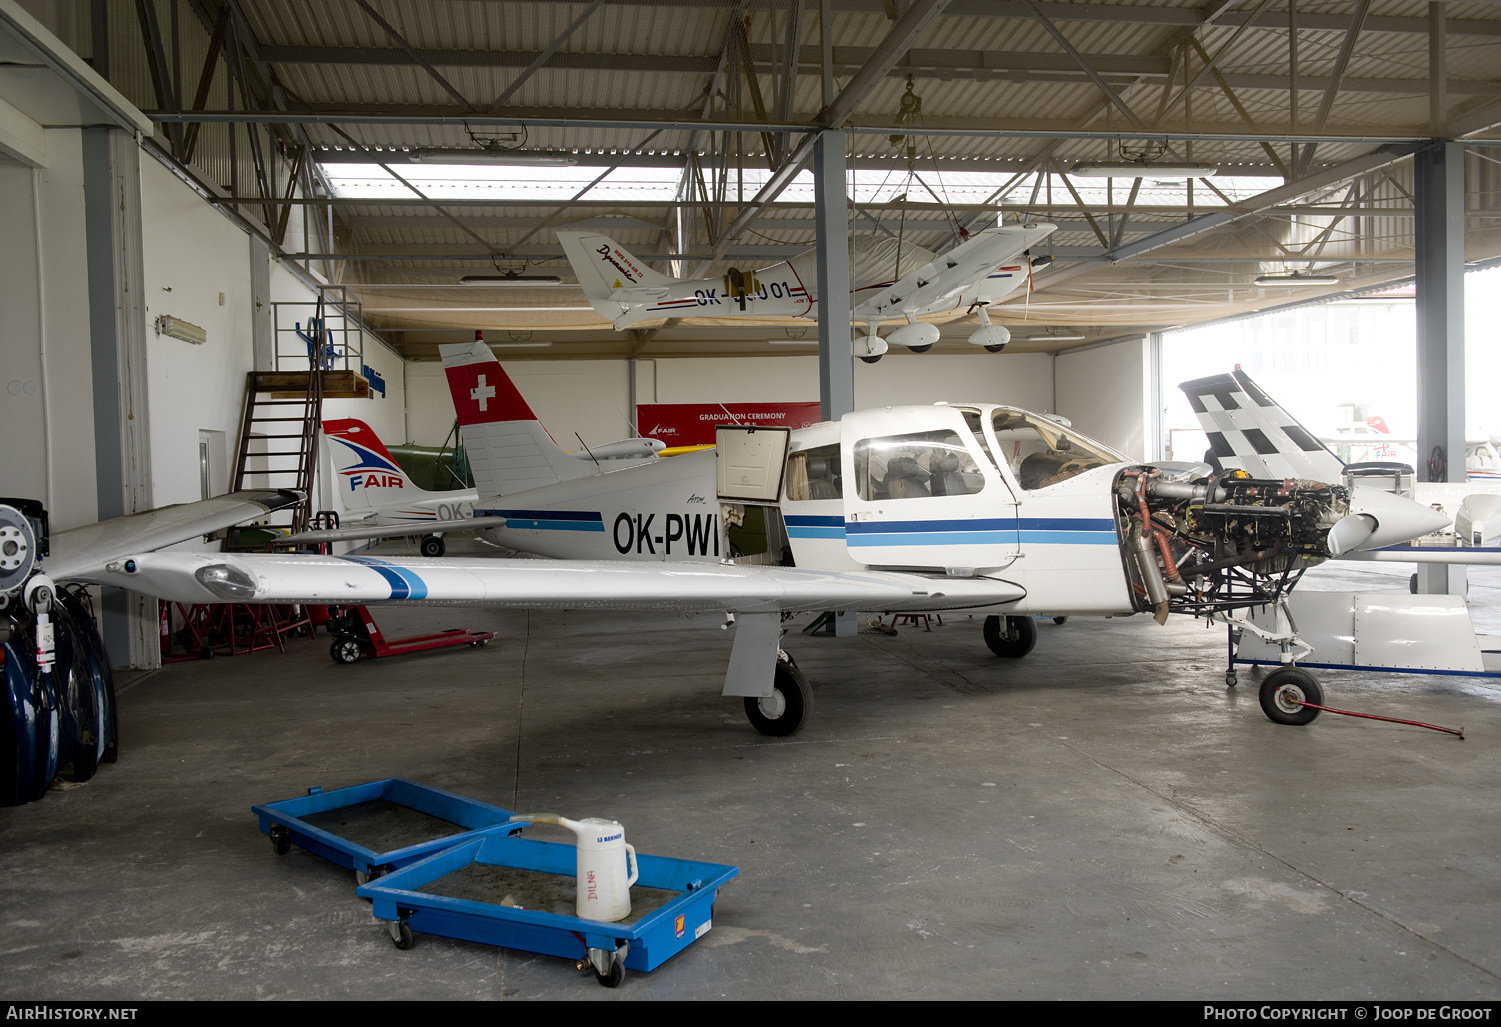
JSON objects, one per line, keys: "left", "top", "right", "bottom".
{"left": 1410, "top": 573, "right": 1419, "bottom": 595}
{"left": 1052, "top": 616, "right": 1067, "bottom": 625}
{"left": 984, "top": 344, "right": 1006, "bottom": 353}
{"left": 392, "top": 921, "right": 413, "bottom": 950}
{"left": 331, "top": 638, "right": 363, "bottom": 665}
{"left": 596, "top": 951, "right": 626, "bottom": 988}
{"left": 743, "top": 658, "right": 813, "bottom": 737}
{"left": 1258, "top": 667, "right": 1323, "bottom": 726}
{"left": 859, "top": 354, "right": 883, "bottom": 364}
{"left": 420, "top": 535, "right": 445, "bottom": 558}
{"left": 269, "top": 824, "right": 292, "bottom": 856}
{"left": 1225, "top": 670, "right": 1239, "bottom": 688}
{"left": 907, "top": 344, "right": 933, "bottom": 353}
{"left": 983, "top": 615, "right": 1037, "bottom": 658}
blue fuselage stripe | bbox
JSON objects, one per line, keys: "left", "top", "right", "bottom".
{"left": 478, "top": 509, "right": 607, "bottom": 532}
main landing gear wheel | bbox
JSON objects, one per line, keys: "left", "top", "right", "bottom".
{"left": 859, "top": 354, "right": 883, "bottom": 364}
{"left": 984, "top": 344, "right": 1006, "bottom": 353}
{"left": 331, "top": 638, "right": 364, "bottom": 664}
{"left": 907, "top": 344, "right": 933, "bottom": 353}
{"left": 983, "top": 615, "right": 1037, "bottom": 658}
{"left": 1259, "top": 667, "right": 1323, "bottom": 726}
{"left": 744, "top": 657, "right": 814, "bottom": 737}
{"left": 420, "top": 534, "right": 446, "bottom": 558}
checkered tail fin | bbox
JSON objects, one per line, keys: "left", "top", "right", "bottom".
{"left": 1179, "top": 368, "right": 1345, "bottom": 483}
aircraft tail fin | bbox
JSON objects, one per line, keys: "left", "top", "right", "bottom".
{"left": 439, "top": 334, "right": 594, "bottom": 499}
{"left": 558, "top": 230, "right": 674, "bottom": 328}
{"left": 1179, "top": 367, "right": 1345, "bottom": 482}
{"left": 323, "top": 418, "right": 440, "bottom": 512}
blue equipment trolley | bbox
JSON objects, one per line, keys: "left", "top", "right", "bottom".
{"left": 252, "top": 777, "right": 525, "bottom": 882}
{"left": 357, "top": 831, "right": 739, "bottom": 987}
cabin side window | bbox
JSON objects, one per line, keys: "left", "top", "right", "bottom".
{"left": 785, "top": 444, "right": 843, "bottom": 501}
{"left": 852, "top": 431, "right": 986, "bottom": 501}
{"left": 991, "top": 410, "right": 1116, "bottom": 490}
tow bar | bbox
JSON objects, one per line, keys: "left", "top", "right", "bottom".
{"left": 1296, "top": 700, "right": 1464, "bottom": 739}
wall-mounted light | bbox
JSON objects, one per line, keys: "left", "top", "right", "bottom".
{"left": 156, "top": 315, "right": 207, "bottom": 344}
{"left": 1025, "top": 331, "right": 1086, "bottom": 342}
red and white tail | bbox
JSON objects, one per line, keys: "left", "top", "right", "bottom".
{"left": 439, "top": 334, "right": 593, "bottom": 499}
{"left": 323, "top": 418, "right": 442, "bottom": 512}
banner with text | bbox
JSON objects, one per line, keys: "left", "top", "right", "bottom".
{"left": 637, "top": 403, "right": 823, "bottom": 447}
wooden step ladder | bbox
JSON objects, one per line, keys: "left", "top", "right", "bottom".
{"left": 223, "top": 368, "right": 368, "bottom": 550}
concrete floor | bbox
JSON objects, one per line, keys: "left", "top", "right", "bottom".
{"left": 3, "top": 548, "right": 1501, "bottom": 1000}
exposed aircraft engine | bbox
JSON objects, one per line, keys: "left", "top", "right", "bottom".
{"left": 1115, "top": 467, "right": 1350, "bottom": 624}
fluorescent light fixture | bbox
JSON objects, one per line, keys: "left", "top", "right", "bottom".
{"left": 155, "top": 314, "right": 207, "bottom": 344}
{"left": 1026, "top": 332, "right": 1086, "bottom": 342}
{"left": 1254, "top": 271, "right": 1341, "bottom": 286}
{"left": 768, "top": 339, "right": 818, "bottom": 345}
{"left": 458, "top": 274, "right": 565, "bottom": 286}
{"left": 408, "top": 150, "right": 577, "bottom": 166}
{"left": 490, "top": 341, "right": 553, "bottom": 348}
{"left": 1070, "top": 162, "right": 1218, "bottom": 179}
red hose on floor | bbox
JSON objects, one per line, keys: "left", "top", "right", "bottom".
{"left": 1297, "top": 701, "right": 1464, "bottom": 739}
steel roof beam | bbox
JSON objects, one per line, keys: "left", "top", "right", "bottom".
{"left": 154, "top": 108, "right": 1470, "bottom": 144}
{"left": 443, "top": 0, "right": 1501, "bottom": 39}
{"left": 252, "top": 44, "right": 1501, "bottom": 99}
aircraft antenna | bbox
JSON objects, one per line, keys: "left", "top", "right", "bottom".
{"left": 702, "top": 388, "right": 746, "bottom": 427}
{"left": 574, "top": 433, "right": 602, "bottom": 471}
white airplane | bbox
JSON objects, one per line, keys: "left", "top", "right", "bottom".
{"left": 557, "top": 223, "right": 1054, "bottom": 361}
{"left": 284, "top": 416, "right": 494, "bottom": 558}
{"left": 286, "top": 338, "right": 665, "bottom": 556}
{"left": 92, "top": 357, "right": 1451, "bottom": 737}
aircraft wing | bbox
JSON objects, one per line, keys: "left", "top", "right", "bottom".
{"left": 283, "top": 515, "right": 511, "bottom": 545}
{"left": 850, "top": 224, "right": 1050, "bottom": 321}
{"left": 102, "top": 552, "right": 1026, "bottom": 614}
{"left": 1180, "top": 369, "right": 1345, "bottom": 482}
{"left": 42, "top": 489, "right": 305, "bottom": 583}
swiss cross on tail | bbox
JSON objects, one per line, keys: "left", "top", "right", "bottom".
{"left": 442, "top": 332, "right": 537, "bottom": 426}
{"left": 1180, "top": 367, "right": 1344, "bottom": 482}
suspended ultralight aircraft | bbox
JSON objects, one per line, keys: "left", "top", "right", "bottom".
{"left": 557, "top": 223, "right": 1053, "bottom": 361}
{"left": 92, "top": 347, "right": 1452, "bottom": 737}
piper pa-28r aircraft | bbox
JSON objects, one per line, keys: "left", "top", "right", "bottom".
{"left": 89, "top": 348, "right": 1450, "bottom": 736}
{"left": 558, "top": 223, "right": 1054, "bottom": 361}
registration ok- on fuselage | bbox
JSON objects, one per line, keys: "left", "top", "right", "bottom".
{"left": 472, "top": 402, "right": 1134, "bottom": 618}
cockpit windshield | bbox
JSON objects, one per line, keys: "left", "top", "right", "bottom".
{"left": 989, "top": 409, "right": 1126, "bottom": 490}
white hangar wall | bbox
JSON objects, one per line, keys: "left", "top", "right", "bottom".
{"left": 0, "top": 128, "right": 96, "bottom": 531}
{"left": 1054, "top": 337, "right": 1154, "bottom": 461}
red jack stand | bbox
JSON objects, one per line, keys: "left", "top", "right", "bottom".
{"left": 327, "top": 606, "right": 496, "bottom": 664}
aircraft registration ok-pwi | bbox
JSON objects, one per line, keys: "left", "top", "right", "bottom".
{"left": 557, "top": 223, "right": 1055, "bottom": 360}
{"left": 97, "top": 347, "right": 1452, "bottom": 736}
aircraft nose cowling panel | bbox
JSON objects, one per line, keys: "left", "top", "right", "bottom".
{"left": 1344, "top": 486, "right": 1451, "bottom": 551}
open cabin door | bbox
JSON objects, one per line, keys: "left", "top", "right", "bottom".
{"left": 716, "top": 426, "right": 794, "bottom": 565}
{"left": 839, "top": 406, "right": 1019, "bottom": 570}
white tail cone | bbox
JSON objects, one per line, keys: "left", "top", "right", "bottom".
{"left": 1343, "top": 486, "right": 1452, "bottom": 551}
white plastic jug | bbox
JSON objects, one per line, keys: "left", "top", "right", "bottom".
{"left": 510, "top": 813, "right": 639, "bottom": 922}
